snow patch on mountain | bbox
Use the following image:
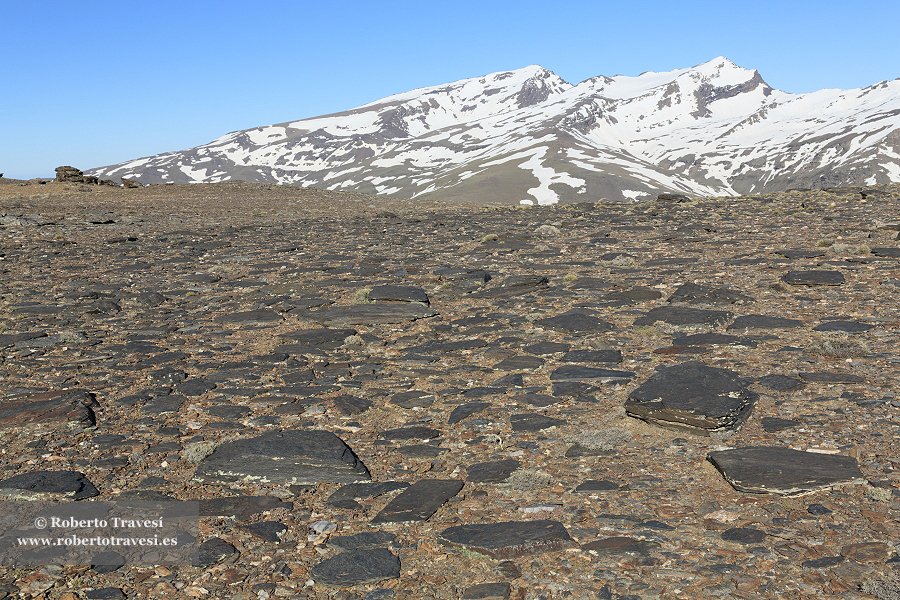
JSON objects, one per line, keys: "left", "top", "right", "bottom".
{"left": 88, "top": 58, "right": 900, "bottom": 203}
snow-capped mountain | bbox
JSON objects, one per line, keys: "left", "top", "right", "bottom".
{"left": 89, "top": 57, "right": 900, "bottom": 204}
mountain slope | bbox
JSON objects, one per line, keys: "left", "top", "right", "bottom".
{"left": 88, "top": 58, "right": 900, "bottom": 204}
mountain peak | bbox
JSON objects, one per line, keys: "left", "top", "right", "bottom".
{"left": 88, "top": 59, "right": 900, "bottom": 203}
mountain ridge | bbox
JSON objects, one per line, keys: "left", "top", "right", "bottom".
{"left": 88, "top": 58, "right": 900, "bottom": 204}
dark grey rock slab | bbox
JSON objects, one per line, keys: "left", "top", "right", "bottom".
{"left": 802, "top": 556, "right": 845, "bottom": 568}
{"left": 379, "top": 426, "right": 442, "bottom": 440}
{"left": 707, "top": 446, "right": 865, "bottom": 495}
{"left": 438, "top": 520, "right": 575, "bottom": 559}
{"left": 0, "top": 470, "right": 99, "bottom": 500}
{"left": 390, "top": 390, "right": 435, "bottom": 409}
{"left": 597, "top": 286, "right": 663, "bottom": 306}
{"left": 198, "top": 495, "right": 291, "bottom": 520}
{"left": 240, "top": 521, "right": 287, "bottom": 543}
{"left": 582, "top": 536, "right": 660, "bottom": 556}
{"left": 573, "top": 480, "right": 622, "bottom": 493}
{"left": 467, "top": 459, "right": 520, "bottom": 483}
{"left": 633, "top": 306, "right": 733, "bottom": 330}
{"left": 667, "top": 282, "right": 754, "bottom": 305}
{"left": 812, "top": 320, "right": 875, "bottom": 333}
{"left": 756, "top": 374, "right": 805, "bottom": 392}
{"left": 85, "top": 588, "right": 126, "bottom": 600}
{"left": 523, "top": 341, "right": 570, "bottom": 355}
{"left": 310, "top": 547, "right": 400, "bottom": 586}
{"left": 142, "top": 395, "right": 185, "bottom": 416}
{"left": 559, "top": 349, "right": 622, "bottom": 364}
{"left": 798, "top": 372, "right": 865, "bottom": 383}
{"left": 207, "top": 405, "right": 251, "bottom": 419}
{"left": 510, "top": 413, "right": 567, "bottom": 432}
{"left": 491, "top": 355, "right": 545, "bottom": 371}
{"left": 175, "top": 379, "right": 217, "bottom": 397}
{"left": 671, "top": 333, "right": 757, "bottom": 348}
{"left": 214, "top": 310, "right": 283, "bottom": 326}
{"left": 871, "top": 247, "right": 900, "bottom": 258}
{"left": 727, "top": 315, "right": 803, "bottom": 331}
{"left": 781, "top": 270, "right": 845, "bottom": 286}
{"left": 534, "top": 311, "right": 615, "bottom": 334}
{"left": 310, "top": 304, "right": 437, "bottom": 326}
{"left": 197, "top": 537, "right": 239, "bottom": 567}
{"left": 332, "top": 394, "right": 373, "bottom": 415}
{"left": 368, "top": 285, "right": 429, "bottom": 304}
{"left": 625, "top": 361, "right": 757, "bottom": 434}
{"left": 370, "top": 479, "right": 463, "bottom": 524}
{"left": 462, "top": 582, "right": 511, "bottom": 600}
{"left": 448, "top": 402, "right": 491, "bottom": 425}
{"left": 327, "top": 531, "right": 397, "bottom": 551}
{"left": 193, "top": 430, "right": 370, "bottom": 485}
{"left": 777, "top": 249, "right": 826, "bottom": 259}
{"left": 721, "top": 527, "right": 766, "bottom": 544}
{"left": 0, "top": 389, "right": 96, "bottom": 432}
{"left": 326, "top": 482, "right": 409, "bottom": 510}
{"left": 549, "top": 366, "right": 634, "bottom": 381}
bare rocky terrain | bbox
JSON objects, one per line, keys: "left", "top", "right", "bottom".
{"left": 1, "top": 179, "right": 900, "bottom": 600}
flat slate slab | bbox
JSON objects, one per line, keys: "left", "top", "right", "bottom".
{"left": 0, "top": 389, "right": 96, "bottom": 432}
{"left": 812, "top": 320, "right": 875, "bottom": 333}
{"left": 671, "top": 333, "right": 757, "bottom": 348}
{"left": 309, "top": 304, "right": 437, "bottom": 326}
{"left": 509, "top": 413, "right": 567, "bottom": 432}
{"left": 448, "top": 402, "right": 491, "bottom": 425}
{"left": 193, "top": 430, "right": 370, "bottom": 485}
{"left": 582, "top": 536, "right": 660, "bottom": 556}
{"left": 781, "top": 270, "right": 845, "bottom": 286}
{"left": 326, "top": 482, "right": 409, "bottom": 510}
{"left": 370, "top": 479, "right": 463, "bottom": 524}
{"left": 390, "top": 390, "right": 435, "bottom": 409}
{"left": 534, "top": 311, "right": 615, "bottom": 334}
{"left": 727, "top": 314, "right": 803, "bottom": 331}
{"left": 633, "top": 306, "right": 733, "bottom": 330}
{"left": 871, "top": 247, "right": 900, "bottom": 258}
{"left": 707, "top": 446, "right": 865, "bottom": 495}
{"left": 467, "top": 459, "right": 520, "bottom": 483}
{"left": 549, "top": 366, "right": 635, "bottom": 381}
{"left": 0, "top": 470, "right": 99, "bottom": 500}
{"left": 379, "top": 426, "right": 442, "bottom": 440}
{"left": 625, "top": 361, "right": 757, "bottom": 435}
{"left": 310, "top": 547, "right": 400, "bottom": 586}
{"left": 491, "top": 355, "right": 545, "bottom": 371}
{"left": 438, "top": 520, "right": 575, "bottom": 559}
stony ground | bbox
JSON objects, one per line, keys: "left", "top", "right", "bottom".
{"left": 1, "top": 180, "right": 900, "bottom": 600}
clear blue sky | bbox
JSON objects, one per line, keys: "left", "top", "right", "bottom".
{"left": 2, "top": 0, "right": 898, "bottom": 179}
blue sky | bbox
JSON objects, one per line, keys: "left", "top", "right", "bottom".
{"left": 2, "top": 0, "right": 898, "bottom": 179}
